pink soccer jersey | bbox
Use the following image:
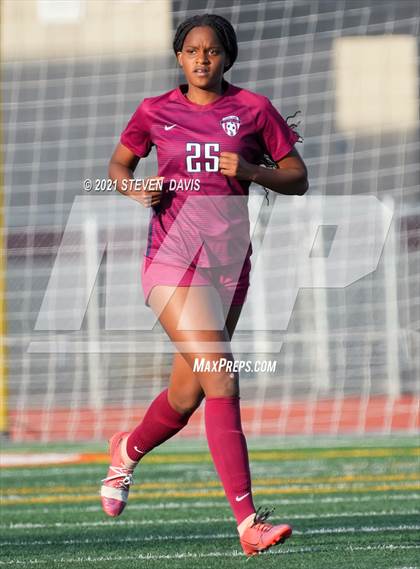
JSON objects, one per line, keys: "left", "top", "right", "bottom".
{"left": 120, "top": 80, "right": 299, "bottom": 267}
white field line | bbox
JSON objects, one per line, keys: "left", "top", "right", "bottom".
{"left": 0, "top": 543, "right": 419, "bottom": 565}
{"left": 1, "top": 515, "right": 419, "bottom": 532}
{"left": 0, "top": 465, "right": 199, "bottom": 478}
{"left": 1, "top": 525, "right": 420, "bottom": 547}
{"left": 1, "top": 493, "right": 418, "bottom": 514}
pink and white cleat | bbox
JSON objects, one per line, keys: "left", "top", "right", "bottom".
{"left": 100, "top": 431, "right": 138, "bottom": 517}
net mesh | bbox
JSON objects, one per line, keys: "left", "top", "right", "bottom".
{"left": 3, "top": 0, "right": 420, "bottom": 441}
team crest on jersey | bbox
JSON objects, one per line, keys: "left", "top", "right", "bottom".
{"left": 220, "top": 115, "right": 240, "bottom": 137}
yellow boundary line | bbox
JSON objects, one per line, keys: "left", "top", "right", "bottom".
{"left": 2, "top": 483, "right": 419, "bottom": 506}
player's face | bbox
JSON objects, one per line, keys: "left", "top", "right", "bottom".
{"left": 177, "top": 26, "right": 229, "bottom": 90}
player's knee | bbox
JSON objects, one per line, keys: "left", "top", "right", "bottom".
{"left": 201, "top": 370, "right": 239, "bottom": 398}
{"left": 169, "top": 389, "right": 204, "bottom": 416}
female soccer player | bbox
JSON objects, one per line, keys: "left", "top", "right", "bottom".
{"left": 101, "top": 13, "right": 308, "bottom": 556}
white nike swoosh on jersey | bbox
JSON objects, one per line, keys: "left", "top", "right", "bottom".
{"left": 235, "top": 492, "right": 250, "bottom": 502}
{"left": 164, "top": 124, "right": 177, "bottom": 131}
{"left": 134, "top": 446, "right": 145, "bottom": 454}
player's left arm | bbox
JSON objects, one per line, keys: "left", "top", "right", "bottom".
{"left": 219, "top": 147, "right": 308, "bottom": 196}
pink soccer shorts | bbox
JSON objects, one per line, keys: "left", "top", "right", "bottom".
{"left": 141, "top": 255, "right": 251, "bottom": 308}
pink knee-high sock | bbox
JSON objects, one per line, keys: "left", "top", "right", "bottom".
{"left": 205, "top": 396, "right": 256, "bottom": 525}
{"left": 126, "top": 389, "right": 192, "bottom": 462}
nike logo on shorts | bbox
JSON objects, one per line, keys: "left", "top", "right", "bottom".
{"left": 235, "top": 492, "right": 250, "bottom": 502}
{"left": 164, "top": 124, "right": 177, "bottom": 131}
{"left": 134, "top": 446, "right": 145, "bottom": 454}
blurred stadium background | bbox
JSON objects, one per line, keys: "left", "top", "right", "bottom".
{"left": 2, "top": 0, "right": 419, "bottom": 443}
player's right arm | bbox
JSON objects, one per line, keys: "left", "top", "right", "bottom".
{"left": 108, "top": 142, "right": 162, "bottom": 208}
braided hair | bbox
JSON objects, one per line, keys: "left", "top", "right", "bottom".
{"left": 260, "top": 111, "right": 304, "bottom": 205}
{"left": 173, "top": 14, "right": 238, "bottom": 72}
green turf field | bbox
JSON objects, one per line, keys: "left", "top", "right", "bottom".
{"left": 1, "top": 437, "right": 419, "bottom": 568}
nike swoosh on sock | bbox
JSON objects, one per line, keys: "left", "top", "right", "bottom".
{"left": 235, "top": 492, "right": 250, "bottom": 502}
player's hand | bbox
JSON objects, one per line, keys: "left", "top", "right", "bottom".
{"left": 219, "top": 152, "right": 255, "bottom": 180}
{"left": 131, "top": 176, "right": 164, "bottom": 208}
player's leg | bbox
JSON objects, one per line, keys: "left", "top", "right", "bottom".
{"left": 147, "top": 286, "right": 255, "bottom": 520}
{"left": 122, "top": 267, "right": 248, "bottom": 466}
{"left": 167, "top": 352, "right": 205, "bottom": 415}
{"left": 165, "top": 303, "right": 242, "bottom": 414}
{"left": 151, "top": 284, "right": 291, "bottom": 554}
{"left": 123, "top": 351, "right": 204, "bottom": 466}
{"left": 100, "top": 283, "right": 221, "bottom": 517}
{"left": 123, "top": 277, "right": 230, "bottom": 465}
{"left": 124, "top": 301, "right": 244, "bottom": 455}
{"left": 122, "top": 295, "right": 245, "bottom": 467}
{"left": 215, "top": 305, "right": 292, "bottom": 555}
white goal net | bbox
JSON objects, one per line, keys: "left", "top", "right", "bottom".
{"left": 3, "top": 0, "right": 419, "bottom": 441}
